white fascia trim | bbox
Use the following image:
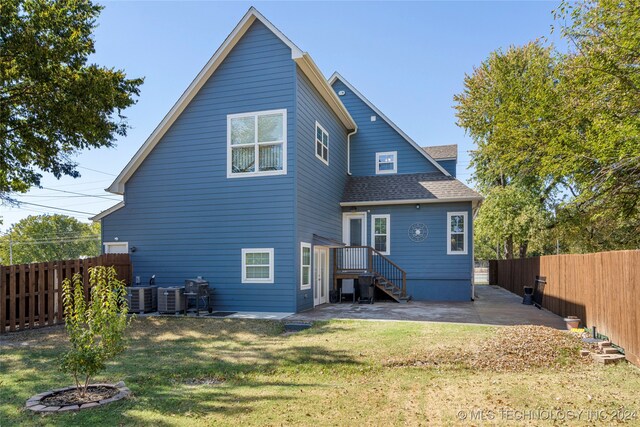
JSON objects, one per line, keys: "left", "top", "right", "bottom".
{"left": 340, "top": 197, "right": 483, "bottom": 207}
{"left": 300, "top": 242, "right": 311, "bottom": 290}
{"left": 227, "top": 108, "right": 288, "bottom": 178}
{"left": 447, "top": 211, "right": 468, "bottom": 255}
{"left": 328, "top": 72, "right": 451, "bottom": 177}
{"left": 106, "top": 7, "right": 354, "bottom": 195}
{"left": 375, "top": 151, "right": 397, "bottom": 175}
{"left": 371, "top": 214, "right": 391, "bottom": 255}
{"left": 294, "top": 54, "right": 357, "bottom": 131}
{"left": 90, "top": 201, "right": 125, "bottom": 222}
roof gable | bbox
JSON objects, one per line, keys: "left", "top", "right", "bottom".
{"left": 329, "top": 72, "right": 450, "bottom": 177}
{"left": 107, "top": 7, "right": 355, "bottom": 195}
{"left": 422, "top": 144, "right": 458, "bottom": 160}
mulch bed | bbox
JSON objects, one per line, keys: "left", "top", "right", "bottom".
{"left": 41, "top": 386, "right": 119, "bottom": 406}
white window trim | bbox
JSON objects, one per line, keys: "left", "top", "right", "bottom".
{"left": 447, "top": 212, "right": 468, "bottom": 255}
{"left": 375, "top": 151, "right": 397, "bottom": 175}
{"left": 371, "top": 214, "right": 391, "bottom": 255}
{"left": 315, "top": 121, "right": 329, "bottom": 166}
{"left": 241, "top": 248, "right": 274, "bottom": 284}
{"left": 103, "top": 241, "right": 128, "bottom": 254}
{"left": 300, "top": 242, "right": 311, "bottom": 290}
{"left": 227, "top": 109, "right": 287, "bottom": 178}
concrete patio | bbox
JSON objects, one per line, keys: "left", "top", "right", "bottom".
{"left": 286, "top": 285, "right": 566, "bottom": 329}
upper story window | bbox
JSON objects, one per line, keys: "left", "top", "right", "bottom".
{"left": 447, "top": 212, "right": 468, "bottom": 255}
{"left": 227, "top": 109, "right": 287, "bottom": 178}
{"left": 376, "top": 151, "right": 397, "bottom": 174}
{"left": 315, "top": 122, "right": 329, "bottom": 165}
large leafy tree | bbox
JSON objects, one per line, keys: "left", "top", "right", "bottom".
{"left": 551, "top": 0, "right": 640, "bottom": 250}
{"left": 454, "top": 42, "right": 561, "bottom": 258}
{"left": 456, "top": 0, "right": 640, "bottom": 257}
{"left": 0, "top": 0, "right": 142, "bottom": 197}
{"left": 0, "top": 214, "right": 100, "bottom": 264}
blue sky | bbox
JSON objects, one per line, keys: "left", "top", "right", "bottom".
{"left": 1, "top": 1, "right": 567, "bottom": 230}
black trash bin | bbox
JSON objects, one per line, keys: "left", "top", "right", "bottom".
{"left": 357, "top": 273, "right": 376, "bottom": 304}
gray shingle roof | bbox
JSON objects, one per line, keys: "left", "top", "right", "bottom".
{"left": 422, "top": 144, "right": 458, "bottom": 160}
{"left": 341, "top": 173, "right": 482, "bottom": 205}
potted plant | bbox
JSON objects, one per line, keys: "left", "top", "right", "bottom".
{"left": 564, "top": 315, "right": 581, "bottom": 330}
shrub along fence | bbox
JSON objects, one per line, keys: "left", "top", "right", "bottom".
{"left": 0, "top": 254, "right": 131, "bottom": 334}
{"left": 489, "top": 250, "right": 639, "bottom": 367}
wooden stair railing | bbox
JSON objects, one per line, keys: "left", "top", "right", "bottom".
{"left": 333, "top": 246, "right": 409, "bottom": 303}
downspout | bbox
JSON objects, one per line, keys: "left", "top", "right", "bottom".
{"left": 347, "top": 127, "right": 357, "bottom": 175}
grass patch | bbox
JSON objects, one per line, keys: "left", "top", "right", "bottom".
{"left": 1, "top": 317, "right": 639, "bottom": 426}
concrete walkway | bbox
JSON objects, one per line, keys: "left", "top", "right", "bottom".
{"left": 286, "top": 285, "right": 566, "bottom": 329}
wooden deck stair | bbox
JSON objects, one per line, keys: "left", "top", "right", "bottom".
{"left": 332, "top": 246, "right": 411, "bottom": 303}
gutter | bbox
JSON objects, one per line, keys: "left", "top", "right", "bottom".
{"left": 346, "top": 127, "right": 357, "bottom": 175}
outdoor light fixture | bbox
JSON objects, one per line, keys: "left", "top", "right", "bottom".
{"left": 416, "top": 204, "right": 420, "bottom": 209}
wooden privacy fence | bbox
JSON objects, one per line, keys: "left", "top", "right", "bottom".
{"left": 489, "top": 250, "right": 640, "bottom": 367}
{"left": 0, "top": 254, "right": 131, "bottom": 334}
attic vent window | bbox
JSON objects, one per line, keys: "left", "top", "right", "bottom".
{"left": 338, "top": 90, "right": 346, "bottom": 96}
{"left": 371, "top": 115, "right": 377, "bottom": 122}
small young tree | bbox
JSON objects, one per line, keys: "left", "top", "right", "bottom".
{"left": 61, "top": 266, "right": 130, "bottom": 397}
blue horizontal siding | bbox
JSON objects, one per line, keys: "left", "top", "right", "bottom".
{"left": 437, "top": 159, "right": 457, "bottom": 177}
{"left": 102, "top": 20, "right": 298, "bottom": 312}
{"left": 331, "top": 78, "right": 441, "bottom": 177}
{"left": 295, "top": 66, "right": 349, "bottom": 312}
{"left": 343, "top": 202, "right": 473, "bottom": 301}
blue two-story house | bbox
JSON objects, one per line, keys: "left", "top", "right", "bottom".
{"left": 92, "top": 7, "right": 482, "bottom": 313}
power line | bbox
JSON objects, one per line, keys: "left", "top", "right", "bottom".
{"left": 76, "top": 165, "right": 117, "bottom": 177}
{"left": 10, "top": 237, "right": 100, "bottom": 245}
{"left": 14, "top": 201, "right": 96, "bottom": 216}
{"left": 40, "top": 187, "right": 120, "bottom": 201}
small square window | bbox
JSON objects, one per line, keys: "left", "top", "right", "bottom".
{"left": 242, "top": 248, "right": 274, "bottom": 283}
{"left": 375, "top": 151, "right": 397, "bottom": 174}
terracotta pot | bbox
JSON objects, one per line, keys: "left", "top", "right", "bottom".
{"left": 564, "top": 317, "right": 581, "bottom": 330}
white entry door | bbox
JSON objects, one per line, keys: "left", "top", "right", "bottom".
{"left": 341, "top": 212, "right": 367, "bottom": 270}
{"left": 313, "top": 247, "right": 329, "bottom": 306}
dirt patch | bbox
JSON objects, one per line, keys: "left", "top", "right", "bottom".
{"left": 40, "top": 386, "right": 119, "bottom": 406}
{"left": 386, "top": 325, "right": 589, "bottom": 372}
{"left": 181, "top": 377, "right": 225, "bottom": 387}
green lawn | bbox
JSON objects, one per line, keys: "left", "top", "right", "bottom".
{"left": 1, "top": 317, "right": 639, "bottom": 426}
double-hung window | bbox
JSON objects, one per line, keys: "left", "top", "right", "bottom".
{"left": 228, "top": 109, "right": 287, "bottom": 177}
{"left": 371, "top": 214, "right": 390, "bottom": 255}
{"left": 447, "top": 212, "right": 468, "bottom": 255}
{"left": 242, "top": 248, "right": 274, "bottom": 283}
{"left": 300, "top": 242, "right": 311, "bottom": 290}
{"left": 376, "top": 151, "right": 397, "bottom": 174}
{"left": 315, "top": 122, "right": 329, "bottom": 165}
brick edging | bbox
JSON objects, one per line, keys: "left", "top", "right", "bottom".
{"left": 25, "top": 382, "right": 130, "bottom": 413}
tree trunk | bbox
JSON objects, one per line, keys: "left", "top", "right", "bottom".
{"left": 504, "top": 235, "right": 514, "bottom": 259}
{"left": 519, "top": 241, "right": 529, "bottom": 258}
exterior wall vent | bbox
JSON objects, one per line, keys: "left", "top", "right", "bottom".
{"left": 338, "top": 90, "right": 346, "bottom": 96}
